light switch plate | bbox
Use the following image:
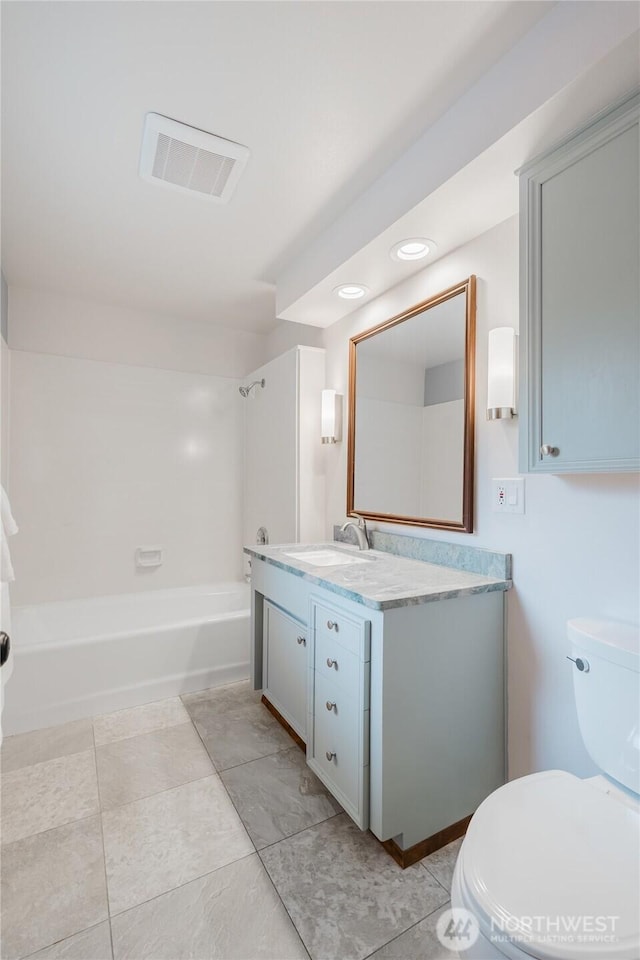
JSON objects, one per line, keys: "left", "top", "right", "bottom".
{"left": 492, "top": 477, "right": 525, "bottom": 514}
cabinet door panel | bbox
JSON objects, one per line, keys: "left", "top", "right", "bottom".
{"left": 540, "top": 124, "right": 639, "bottom": 464}
{"left": 520, "top": 95, "right": 640, "bottom": 473}
{"left": 263, "top": 602, "right": 307, "bottom": 740}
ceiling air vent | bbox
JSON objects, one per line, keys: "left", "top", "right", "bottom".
{"left": 139, "top": 113, "right": 250, "bottom": 203}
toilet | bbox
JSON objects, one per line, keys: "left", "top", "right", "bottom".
{"left": 451, "top": 618, "right": 639, "bottom": 960}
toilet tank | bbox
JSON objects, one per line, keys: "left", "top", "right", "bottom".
{"left": 568, "top": 618, "right": 639, "bottom": 794}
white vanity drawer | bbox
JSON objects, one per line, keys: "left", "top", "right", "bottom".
{"left": 313, "top": 600, "right": 370, "bottom": 660}
{"left": 315, "top": 631, "right": 362, "bottom": 700}
{"left": 312, "top": 671, "right": 369, "bottom": 824}
{"left": 308, "top": 593, "right": 371, "bottom": 828}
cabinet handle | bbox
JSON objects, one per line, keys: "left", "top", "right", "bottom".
{"left": 325, "top": 751, "right": 336, "bottom": 761}
{"left": 326, "top": 657, "right": 337, "bottom": 669}
{"left": 540, "top": 444, "right": 559, "bottom": 457}
{"left": 326, "top": 620, "right": 339, "bottom": 632}
{"left": 296, "top": 636, "right": 306, "bottom": 646}
{"left": 326, "top": 700, "right": 336, "bottom": 712}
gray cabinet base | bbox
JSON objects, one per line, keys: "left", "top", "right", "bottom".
{"left": 262, "top": 694, "right": 472, "bottom": 870}
{"left": 381, "top": 814, "right": 472, "bottom": 869}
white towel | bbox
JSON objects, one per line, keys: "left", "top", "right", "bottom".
{"left": 1, "top": 485, "right": 18, "bottom": 583}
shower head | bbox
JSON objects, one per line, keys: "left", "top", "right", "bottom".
{"left": 239, "top": 378, "right": 265, "bottom": 398}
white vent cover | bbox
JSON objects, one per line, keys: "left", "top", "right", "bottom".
{"left": 139, "top": 113, "right": 250, "bottom": 203}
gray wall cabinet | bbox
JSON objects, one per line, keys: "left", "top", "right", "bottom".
{"left": 519, "top": 93, "right": 639, "bottom": 474}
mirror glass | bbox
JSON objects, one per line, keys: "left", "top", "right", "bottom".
{"left": 347, "top": 277, "right": 475, "bottom": 532}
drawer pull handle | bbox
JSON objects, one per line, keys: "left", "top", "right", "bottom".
{"left": 296, "top": 636, "right": 306, "bottom": 646}
{"left": 326, "top": 700, "right": 336, "bottom": 712}
{"left": 326, "top": 751, "right": 336, "bottom": 762}
{"left": 327, "top": 620, "right": 339, "bottom": 631}
{"left": 326, "top": 658, "right": 337, "bottom": 669}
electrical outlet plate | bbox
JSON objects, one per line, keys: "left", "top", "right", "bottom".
{"left": 492, "top": 478, "right": 525, "bottom": 514}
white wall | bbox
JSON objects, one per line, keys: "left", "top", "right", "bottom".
{"left": 264, "top": 320, "right": 324, "bottom": 365}
{"left": 323, "top": 215, "right": 640, "bottom": 782}
{"left": 8, "top": 286, "right": 266, "bottom": 378}
{"left": 357, "top": 354, "right": 425, "bottom": 406}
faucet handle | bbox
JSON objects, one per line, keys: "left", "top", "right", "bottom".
{"left": 349, "top": 513, "right": 370, "bottom": 547}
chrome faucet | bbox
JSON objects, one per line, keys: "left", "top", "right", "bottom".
{"left": 340, "top": 514, "right": 370, "bottom": 551}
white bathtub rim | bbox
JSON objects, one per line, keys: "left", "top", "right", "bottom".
{"left": 12, "top": 609, "right": 250, "bottom": 652}
{"left": 11, "top": 581, "right": 250, "bottom": 650}
{"left": 13, "top": 580, "right": 249, "bottom": 610}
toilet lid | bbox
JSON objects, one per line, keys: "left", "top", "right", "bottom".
{"left": 459, "top": 770, "right": 640, "bottom": 960}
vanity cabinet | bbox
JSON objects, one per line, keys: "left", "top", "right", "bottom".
{"left": 519, "top": 94, "right": 639, "bottom": 474}
{"left": 249, "top": 550, "right": 506, "bottom": 865}
{"left": 263, "top": 602, "right": 307, "bottom": 741}
{"left": 307, "top": 597, "right": 371, "bottom": 829}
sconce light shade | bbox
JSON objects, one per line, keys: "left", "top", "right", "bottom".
{"left": 321, "top": 389, "right": 342, "bottom": 444}
{"left": 487, "top": 327, "right": 517, "bottom": 420}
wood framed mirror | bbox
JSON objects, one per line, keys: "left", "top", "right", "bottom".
{"left": 347, "top": 276, "right": 476, "bottom": 533}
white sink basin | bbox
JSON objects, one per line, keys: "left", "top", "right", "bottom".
{"left": 281, "top": 548, "right": 374, "bottom": 567}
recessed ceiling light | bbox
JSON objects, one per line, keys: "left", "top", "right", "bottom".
{"left": 334, "top": 284, "right": 369, "bottom": 300}
{"left": 390, "top": 238, "right": 436, "bottom": 262}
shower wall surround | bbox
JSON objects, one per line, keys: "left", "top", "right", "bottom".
{"left": 9, "top": 351, "right": 245, "bottom": 604}
{"left": 243, "top": 346, "right": 326, "bottom": 551}
{"left": 5, "top": 288, "right": 271, "bottom": 605}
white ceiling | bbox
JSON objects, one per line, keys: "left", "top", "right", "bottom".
{"left": 1, "top": 0, "right": 552, "bottom": 334}
{"left": 281, "top": 27, "right": 640, "bottom": 327}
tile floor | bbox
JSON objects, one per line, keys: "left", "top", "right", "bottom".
{"left": 1, "top": 681, "right": 462, "bottom": 960}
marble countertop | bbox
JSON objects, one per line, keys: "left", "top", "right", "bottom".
{"left": 244, "top": 542, "right": 511, "bottom": 611}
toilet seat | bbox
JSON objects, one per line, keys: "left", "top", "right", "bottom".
{"left": 457, "top": 770, "right": 640, "bottom": 960}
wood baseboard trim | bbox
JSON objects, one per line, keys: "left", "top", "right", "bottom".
{"left": 381, "top": 814, "right": 472, "bottom": 869}
{"left": 261, "top": 695, "right": 306, "bottom": 753}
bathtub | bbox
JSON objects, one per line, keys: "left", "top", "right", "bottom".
{"left": 2, "top": 582, "right": 250, "bottom": 735}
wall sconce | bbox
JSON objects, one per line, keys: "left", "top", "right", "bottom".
{"left": 321, "top": 389, "right": 342, "bottom": 444}
{"left": 487, "top": 327, "right": 517, "bottom": 420}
